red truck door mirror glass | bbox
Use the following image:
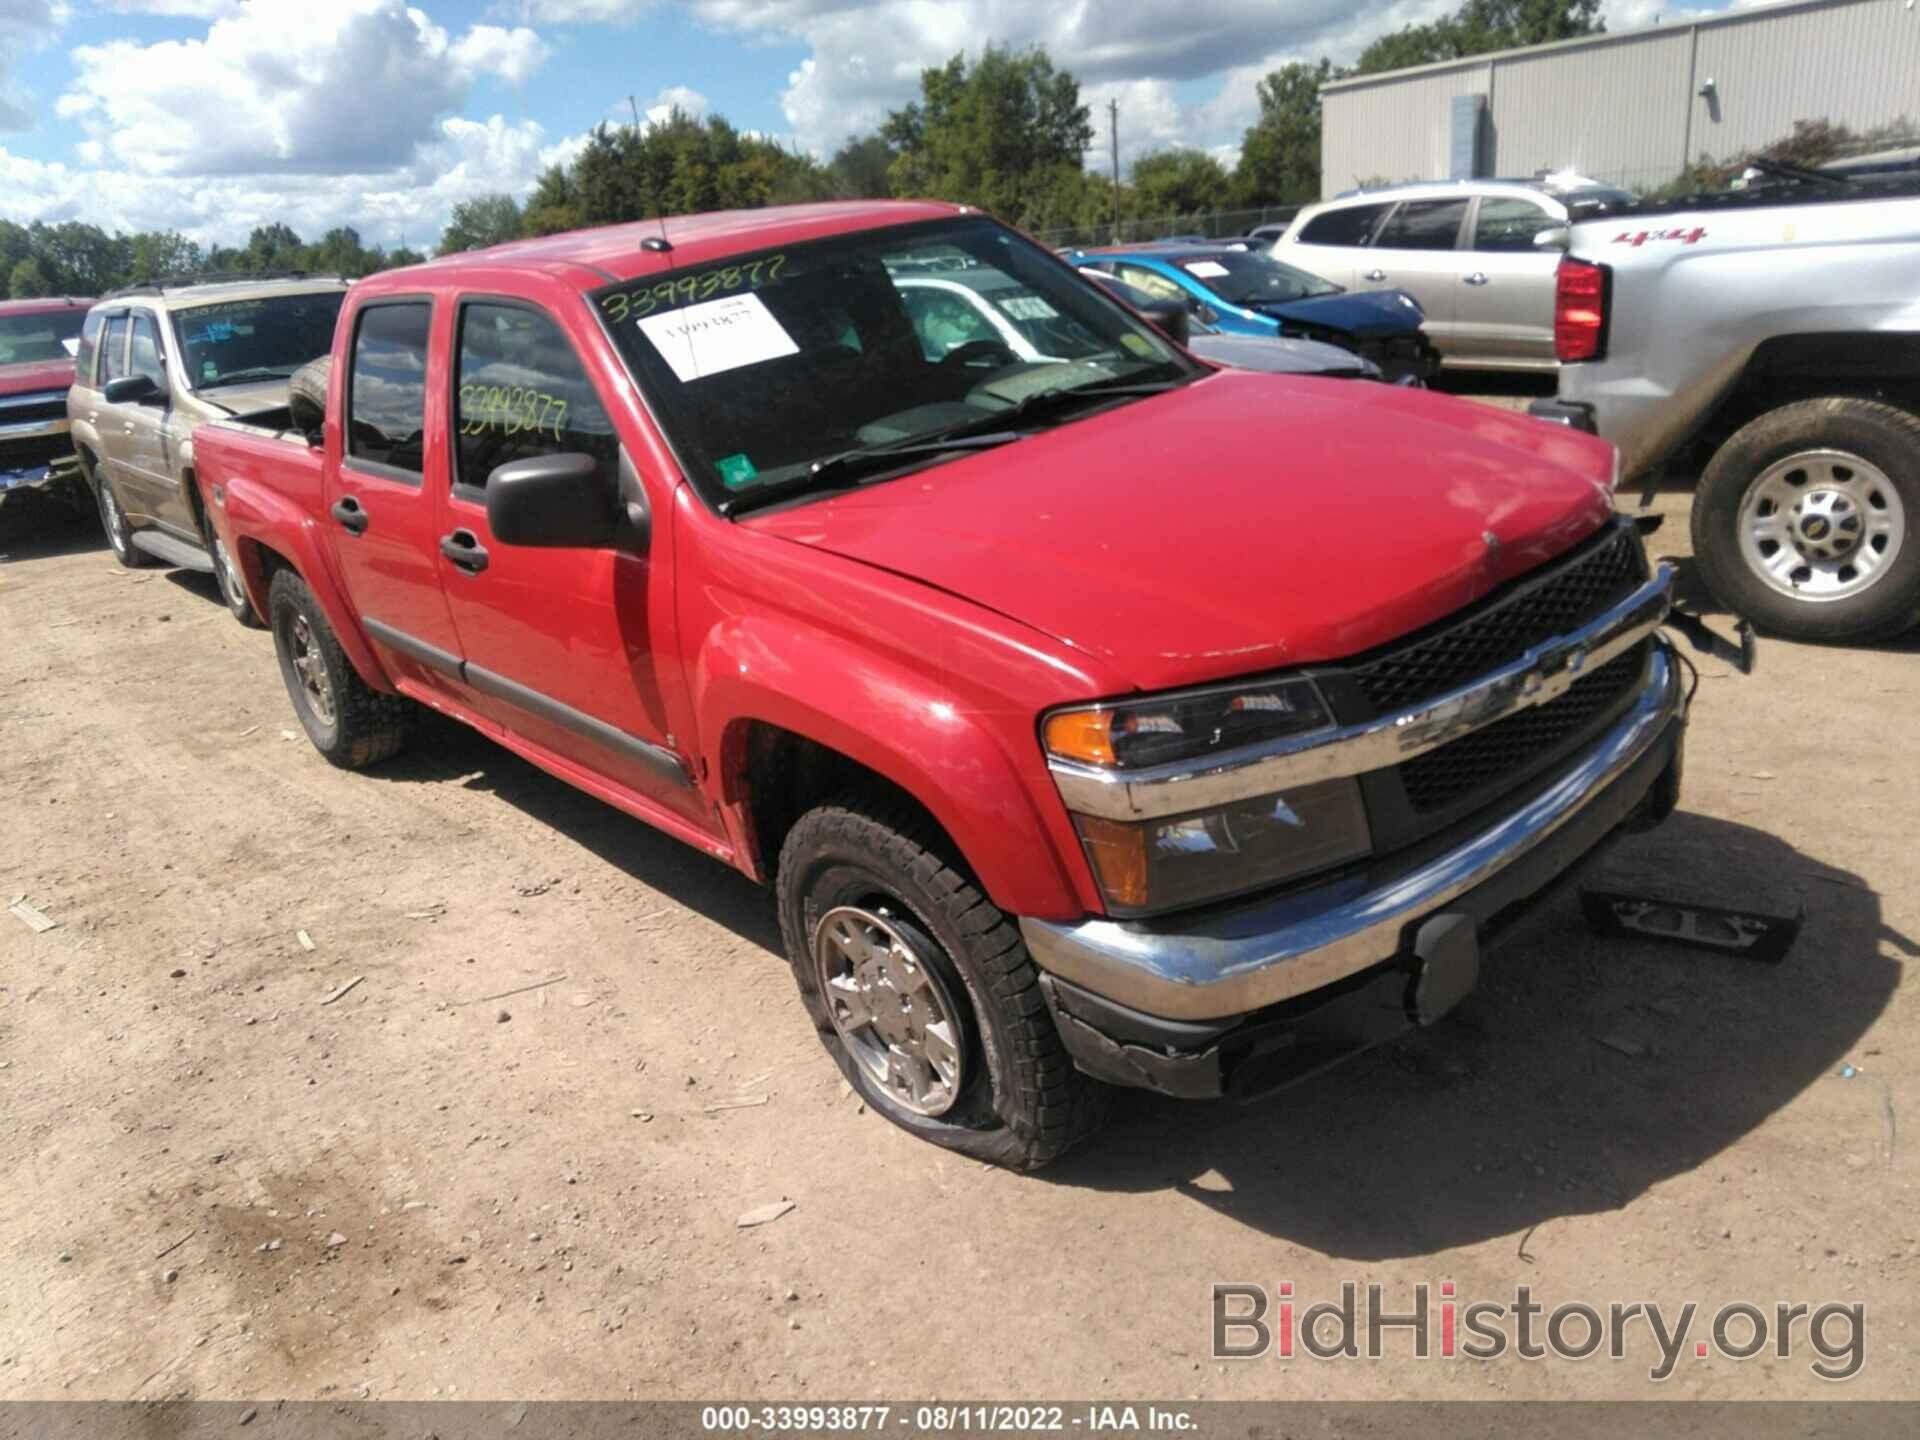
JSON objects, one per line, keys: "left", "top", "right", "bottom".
{"left": 347, "top": 301, "right": 431, "bottom": 477}
{"left": 483, "top": 452, "right": 619, "bottom": 549}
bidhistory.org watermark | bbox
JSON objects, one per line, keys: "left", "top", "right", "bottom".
{"left": 1212, "top": 1282, "right": 1865, "bottom": 1381}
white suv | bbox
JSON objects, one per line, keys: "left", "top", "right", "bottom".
{"left": 1278, "top": 178, "right": 1631, "bottom": 372}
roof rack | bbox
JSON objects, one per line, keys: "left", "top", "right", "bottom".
{"left": 102, "top": 270, "right": 349, "bottom": 300}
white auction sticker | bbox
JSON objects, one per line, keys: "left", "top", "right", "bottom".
{"left": 998, "top": 295, "right": 1058, "bottom": 321}
{"left": 1184, "top": 260, "right": 1231, "bottom": 279}
{"left": 637, "top": 291, "right": 799, "bottom": 383}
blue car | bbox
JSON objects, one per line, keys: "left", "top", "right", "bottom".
{"left": 1074, "top": 244, "right": 1438, "bottom": 384}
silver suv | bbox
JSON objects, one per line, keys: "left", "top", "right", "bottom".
{"left": 69, "top": 275, "right": 347, "bottom": 622}
{"left": 1277, "top": 178, "right": 1631, "bottom": 371}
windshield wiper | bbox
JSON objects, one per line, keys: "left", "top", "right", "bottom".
{"left": 719, "top": 431, "right": 1023, "bottom": 516}
{"left": 203, "top": 367, "right": 296, "bottom": 388}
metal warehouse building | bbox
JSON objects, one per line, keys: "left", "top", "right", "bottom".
{"left": 1319, "top": 0, "right": 1920, "bottom": 196}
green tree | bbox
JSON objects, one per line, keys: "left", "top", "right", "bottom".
{"left": 1234, "top": 60, "right": 1339, "bottom": 204}
{"left": 29, "top": 221, "right": 127, "bottom": 294}
{"left": 522, "top": 163, "right": 583, "bottom": 236}
{"left": 242, "top": 223, "right": 307, "bottom": 272}
{"left": 438, "top": 194, "right": 524, "bottom": 254}
{"left": 828, "top": 134, "right": 896, "bottom": 198}
{"left": 126, "top": 230, "right": 203, "bottom": 283}
{"left": 1130, "top": 148, "right": 1231, "bottom": 217}
{"left": 1355, "top": 0, "right": 1604, "bottom": 74}
{"left": 9, "top": 256, "right": 52, "bottom": 298}
{"left": 882, "top": 45, "right": 1094, "bottom": 223}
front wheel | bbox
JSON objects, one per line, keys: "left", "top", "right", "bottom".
{"left": 776, "top": 794, "right": 1109, "bottom": 1169}
{"left": 1692, "top": 398, "right": 1920, "bottom": 642}
{"left": 93, "top": 472, "right": 153, "bottom": 569}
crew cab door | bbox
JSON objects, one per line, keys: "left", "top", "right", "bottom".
{"left": 326, "top": 297, "right": 468, "bottom": 697}
{"left": 434, "top": 297, "right": 701, "bottom": 824}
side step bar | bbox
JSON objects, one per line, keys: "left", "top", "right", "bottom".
{"left": 130, "top": 529, "right": 215, "bottom": 574}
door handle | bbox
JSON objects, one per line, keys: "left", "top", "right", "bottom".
{"left": 1464, "top": 272, "right": 1489, "bottom": 286}
{"left": 1363, "top": 268, "right": 1386, "bottom": 282}
{"left": 330, "top": 496, "right": 369, "bottom": 535}
{"left": 439, "top": 529, "right": 489, "bottom": 574}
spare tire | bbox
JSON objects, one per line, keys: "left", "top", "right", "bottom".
{"left": 288, "top": 355, "right": 331, "bottom": 433}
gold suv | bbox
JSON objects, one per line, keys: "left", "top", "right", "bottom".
{"left": 68, "top": 274, "right": 347, "bottom": 623}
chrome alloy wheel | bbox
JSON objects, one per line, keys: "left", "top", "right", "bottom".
{"left": 98, "top": 482, "right": 129, "bottom": 555}
{"left": 288, "top": 612, "right": 337, "bottom": 726}
{"left": 214, "top": 535, "right": 245, "bottom": 610}
{"left": 1739, "top": 449, "right": 1906, "bottom": 603}
{"left": 812, "top": 904, "right": 966, "bottom": 1117}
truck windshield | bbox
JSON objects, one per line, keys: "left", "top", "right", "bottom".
{"left": 0, "top": 309, "right": 84, "bottom": 365}
{"left": 591, "top": 216, "right": 1199, "bottom": 510}
{"left": 1174, "top": 251, "right": 1340, "bottom": 306}
{"left": 175, "top": 292, "right": 346, "bottom": 391}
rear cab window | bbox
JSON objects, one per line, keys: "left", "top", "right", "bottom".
{"left": 346, "top": 301, "right": 432, "bottom": 479}
{"left": 452, "top": 301, "right": 620, "bottom": 495}
{"left": 1297, "top": 203, "right": 1392, "bottom": 247}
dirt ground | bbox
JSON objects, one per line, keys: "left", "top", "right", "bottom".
{"left": 1, "top": 413, "right": 1916, "bottom": 1402}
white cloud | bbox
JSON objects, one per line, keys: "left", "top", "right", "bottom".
{"left": 57, "top": 0, "right": 553, "bottom": 176}
{"left": 0, "top": 0, "right": 70, "bottom": 131}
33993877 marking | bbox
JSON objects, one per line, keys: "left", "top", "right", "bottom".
{"left": 600, "top": 254, "right": 788, "bottom": 323}
{"left": 700, "top": 1405, "right": 895, "bottom": 1432}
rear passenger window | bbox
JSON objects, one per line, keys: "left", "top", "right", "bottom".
{"left": 453, "top": 302, "right": 618, "bottom": 492}
{"left": 348, "top": 302, "right": 431, "bottom": 476}
{"left": 1297, "top": 203, "right": 1391, "bottom": 247}
{"left": 129, "top": 314, "right": 165, "bottom": 388}
{"left": 1473, "top": 196, "right": 1556, "bottom": 251}
{"left": 1373, "top": 199, "right": 1469, "bottom": 251}
{"left": 75, "top": 310, "right": 104, "bottom": 384}
{"left": 102, "top": 315, "right": 130, "bottom": 383}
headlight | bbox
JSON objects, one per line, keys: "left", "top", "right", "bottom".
{"left": 1043, "top": 676, "right": 1331, "bottom": 770}
{"left": 1043, "top": 678, "right": 1370, "bottom": 916}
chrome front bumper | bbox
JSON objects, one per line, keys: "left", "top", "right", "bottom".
{"left": 1021, "top": 637, "right": 1685, "bottom": 1022}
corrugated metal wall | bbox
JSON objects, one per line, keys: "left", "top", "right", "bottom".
{"left": 1319, "top": 0, "right": 1920, "bottom": 197}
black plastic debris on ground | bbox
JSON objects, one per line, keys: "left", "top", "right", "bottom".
{"left": 1579, "top": 887, "right": 1802, "bottom": 965}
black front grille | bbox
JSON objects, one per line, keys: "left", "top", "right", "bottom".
{"left": 1350, "top": 522, "right": 1645, "bottom": 715}
{"left": 0, "top": 395, "right": 66, "bottom": 426}
{"left": 1398, "top": 644, "right": 1647, "bottom": 813}
{"left": 0, "top": 432, "right": 71, "bottom": 473}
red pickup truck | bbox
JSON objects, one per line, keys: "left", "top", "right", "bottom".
{"left": 197, "top": 201, "right": 1690, "bottom": 1168}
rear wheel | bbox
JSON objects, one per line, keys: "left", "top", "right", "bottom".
{"left": 775, "top": 792, "right": 1109, "bottom": 1169}
{"left": 268, "top": 568, "right": 408, "bottom": 768}
{"left": 1693, "top": 398, "right": 1920, "bottom": 642}
{"left": 209, "top": 527, "right": 263, "bottom": 627}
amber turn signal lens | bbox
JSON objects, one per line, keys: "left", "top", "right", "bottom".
{"left": 1074, "top": 814, "right": 1149, "bottom": 910}
{"left": 1044, "top": 709, "right": 1115, "bottom": 766}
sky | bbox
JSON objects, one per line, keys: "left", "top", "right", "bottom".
{"left": 0, "top": 0, "right": 1735, "bottom": 250}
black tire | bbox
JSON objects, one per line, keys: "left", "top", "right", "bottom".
{"left": 288, "top": 356, "right": 330, "bottom": 435}
{"left": 92, "top": 469, "right": 153, "bottom": 569}
{"left": 1692, "top": 398, "right": 1920, "bottom": 643}
{"left": 776, "top": 792, "right": 1110, "bottom": 1169}
{"left": 268, "top": 568, "right": 408, "bottom": 768}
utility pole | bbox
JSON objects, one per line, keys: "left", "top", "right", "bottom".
{"left": 1108, "top": 98, "right": 1121, "bottom": 240}
{"left": 629, "top": 94, "right": 642, "bottom": 132}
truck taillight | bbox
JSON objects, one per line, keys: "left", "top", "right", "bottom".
{"left": 1553, "top": 257, "right": 1607, "bottom": 363}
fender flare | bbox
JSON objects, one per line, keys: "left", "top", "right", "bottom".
{"left": 227, "top": 481, "right": 394, "bottom": 692}
{"left": 693, "top": 616, "right": 1084, "bottom": 921}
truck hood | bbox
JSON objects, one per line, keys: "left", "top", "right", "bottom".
{"left": 0, "top": 357, "right": 74, "bottom": 395}
{"left": 1254, "top": 288, "right": 1425, "bottom": 337}
{"left": 747, "top": 370, "right": 1619, "bottom": 694}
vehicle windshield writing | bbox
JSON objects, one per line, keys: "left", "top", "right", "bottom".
{"left": 593, "top": 216, "right": 1199, "bottom": 511}
{"left": 176, "top": 292, "right": 345, "bottom": 390}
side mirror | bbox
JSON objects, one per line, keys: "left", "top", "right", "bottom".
{"left": 485, "top": 452, "right": 620, "bottom": 549}
{"left": 104, "top": 374, "right": 162, "bottom": 406}
{"left": 1533, "top": 224, "right": 1570, "bottom": 250}
{"left": 1139, "top": 300, "right": 1189, "bottom": 348}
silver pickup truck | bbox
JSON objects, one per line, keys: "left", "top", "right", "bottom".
{"left": 1530, "top": 171, "right": 1920, "bottom": 643}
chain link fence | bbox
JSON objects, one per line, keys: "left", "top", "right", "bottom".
{"left": 1031, "top": 205, "right": 1308, "bottom": 252}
